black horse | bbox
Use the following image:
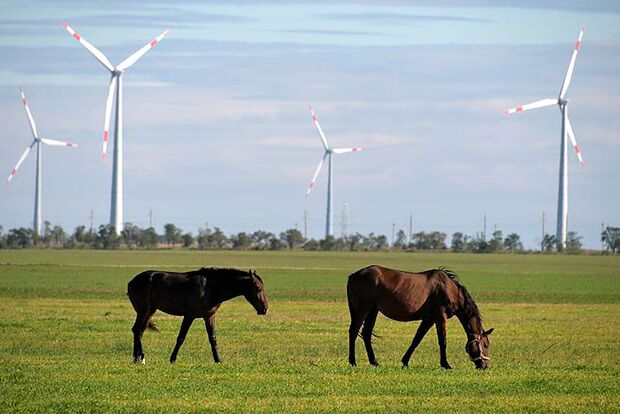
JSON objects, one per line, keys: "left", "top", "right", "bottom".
{"left": 127, "top": 267, "right": 268, "bottom": 364}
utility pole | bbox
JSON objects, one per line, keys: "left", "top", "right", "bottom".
{"left": 149, "top": 208, "right": 153, "bottom": 228}
{"left": 483, "top": 213, "right": 487, "bottom": 242}
{"left": 541, "top": 212, "right": 546, "bottom": 252}
{"left": 391, "top": 223, "right": 396, "bottom": 246}
{"left": 341, "top": 203, "right": 349, "bottom": 239}
{"left": 304, "top": 210, "right": 308, "bottom": 240}
{"left": 409, "top": 213, "right": 413, "bottom": 245}
{"left": 89, "top": 209, "right": 94, "bottom": 234}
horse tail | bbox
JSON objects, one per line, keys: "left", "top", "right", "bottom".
{"left": 147, "top": 319, "right": 159, "bottom": 333}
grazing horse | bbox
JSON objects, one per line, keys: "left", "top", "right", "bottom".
{"left": 347, "top": 265, "right": 493, "bottom": 369}
{"left": 127, "top": 267, "right": 268, "bottom": 364}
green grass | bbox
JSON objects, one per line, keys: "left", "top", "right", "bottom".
{"left": 0, "top": 250, "right": 619, "bottom": 413}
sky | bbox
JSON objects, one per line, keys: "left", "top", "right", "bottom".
{"left": 0, "top": 0, "right": 618, "bottom": 249}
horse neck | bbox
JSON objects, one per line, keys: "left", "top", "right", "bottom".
{"left": 207, "top": 273, "right": 248, "bottom": 303}
{"left": 456, "top": 308, "right": 484, "bottom": 339}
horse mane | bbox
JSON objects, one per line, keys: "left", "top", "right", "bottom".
{"left": 194, "top": 267, "right": 252, "bottom": 279}
{"left": 437, "top": 267, "right": 482, "bottom": 321}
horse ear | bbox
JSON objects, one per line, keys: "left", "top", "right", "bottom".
{"left": 484, "top": 328, "right": 494, "bottom": 336}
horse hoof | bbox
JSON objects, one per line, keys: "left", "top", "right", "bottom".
{"left": 401, "top": 364, "right": 408, "bottom": 369}
{"left": 141, "top": 357, "right": 146, "bottom": 365}
{"left": 370, "top": 361, "right": 379, "bottom": 367}
{"left": 442, "top": 364, "right": 452, "bottom": 370}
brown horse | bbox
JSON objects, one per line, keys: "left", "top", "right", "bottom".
{"left": 347, "top": 265, "right": 493, "bottom": 369}
{"left": 127, "top": 267, "right": 268, "bottom": 364}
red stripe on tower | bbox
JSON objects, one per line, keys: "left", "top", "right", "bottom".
{"left": 150, "top": 39, "right": 158, "bottom": 47}
{"left": 73, "top": 33, "right": 80, "bottom": 41}
{"left": 575, "top": 40, "right": 581, "bottom": 51}
{"left": 516, "top": 106, "right": 523, "bottom": 112}
{"left": 103, "top": 131, "right": 109, "bottom": 142}
{"left": 11, "top": 169, "right": 16, "bottom": 175}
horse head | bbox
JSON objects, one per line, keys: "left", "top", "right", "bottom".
{"left": 465, "top": 328, "right": 494, "bottom": 369}
{"left": 244, "top": 270, "right": 269, "bottom": 315}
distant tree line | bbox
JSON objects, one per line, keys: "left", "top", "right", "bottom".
{"left": 0, "top": 222, "right": 617, "bottom": 255}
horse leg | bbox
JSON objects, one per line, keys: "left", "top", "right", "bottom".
{"left": 204, "top": 315, "right": 221, "bottom": 363}
{"left": 132, "top": 313, "right": 146, "bottom": 364}
{"left": 361, "top": 308, "right": 379, "bottom": 366}
{"left": 435, "top": 313, "right": 452, "bottom": 369}
{"left": 169, "top": 316, "right": 194, "bottom": 363}
{"left": 348, "top": 305, "right": 368, "bottom": 367}
{"left": 401, "top": 319, "right": 433, "bottom": 368}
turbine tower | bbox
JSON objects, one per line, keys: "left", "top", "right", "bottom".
{"left": 62, "top": 22, "right": 169, "bottom": 234}
{"left": 305, "top": 106, "right": 364, "bottom": 238}
{"left": 5, "top": 88, "right": 78, "bottom": 236}
{"left": 504, "top": 27, "right": 586, "bottom": 250}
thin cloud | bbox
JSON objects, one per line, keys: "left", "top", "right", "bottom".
{"left": 318, "top": 12, "right": 491, "bottom": 24}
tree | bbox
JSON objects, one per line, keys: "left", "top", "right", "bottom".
{"left": 503, "top": 233, "right": 523, "bottom": 252}
{"left": 601, "top": 226, "right": 620, "bottom": 255}
{"left": 280, "top": 229, "right": 304, "bottom": 249}
{"left": 142, "top": 227, "right": 159, "bottom": 249}
{"left": 489, "top": 230, "right": 504, "bottom": 253}
{"left": 121, "top": 223, "right": 143, "bottom": 249}
{"left": 565, "top": 231, "right": 582, "bottom": 254}
{"left": 451, "top": 232, "right": 465, "bottom": 252}
{"left": 429, "top": 231, "right": 447, "bottom": 250}
{"left": 393, "top": 229, "right": 407, "bottom": 250}
{"left": 465, "top": 234, "right": 488, "bottom": 253}
{"left": 182, "top": 233, "right": 194, "bottom": 248}
{"left": 95, "top": 224, "right": 120, "bottom": 249}
{"left": 73, "top": 226, "right": 87, "bottom": 247}
{"left": 252, "top": 230, "right": 274, "bottom": 250}
{"left": 541, "top": 234, "right": 557, "bottom": 253}
{"left": 232, "top": 232, "right": 253, "bottom": 250}
{"left": 303, "top": 239, "right": 319, "bottom": 251}
{"left": 50, "top": 225, "right": 66, "bottom": 246}
{"left": 39, "top": 220, "right": 52, "bottom": 247}
{"left": 319, "top": 235, "right": 336, "bottom": 251}
{"left": 163, "top": 223, "right": 182, "bottom": 247}
{"left": 208, "top": 227, "right": 229, "bottom": 249}
{"left": 269, "top": 236, "right": 285, "bottom": 250}
{"left": 7, "top": 228, "right": 35, "bottom": 248}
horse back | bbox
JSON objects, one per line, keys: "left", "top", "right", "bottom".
{"left": 127, "top": 270, "right": 208, "bottom": 316}
{"left": 348, "top": 265, "right": 456, "bottom": 322}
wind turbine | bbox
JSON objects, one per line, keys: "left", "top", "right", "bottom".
{"left": 62, "top": 22, "right": 169, "bottom": 235}
{"left": 5, "top": 88, "right": 78, "bottom": 236}
{"left": 504, "top": 27, "right": 586, "bottom": 250}
{"left": 305, "top": 106, "right": 364, "bottom": 238}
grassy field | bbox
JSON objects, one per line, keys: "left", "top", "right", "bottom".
{"left": 0, "top": 250, "right": 619, "bottom": 413}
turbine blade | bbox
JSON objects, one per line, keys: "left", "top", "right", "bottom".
{"left": 19, "top": 87, "right": 38, "bottom": 139}
{"left": 565, "top": 116, "right": 584, "bottom": 167}
{"left": 503, "top": 98, "right": 558, "bottom": 115}
{"left": 5, "top": 140, "right": 36, "bottom": 185}
{"left": 331, "top": 147, "right": 365, "bottom": 154}
{"left": 116, "top": 29, "right": 170, "bottom": 71}
{"left": 40, "top": 138, "right": 78, "bottom": 147}
{"left": 306, "top": 152, "right": 328, "bottom": 198}
{"left": 61, "top": 22, "right": 115, "bottom": 72}
{"left": 309, "top": 106, "right": 329, "bottom": 150}
{"left": 559, "top": 26, "right": 585, "bottom": 100}
{"left": 102, "top": 76, "right": 117, "bottom": 161}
